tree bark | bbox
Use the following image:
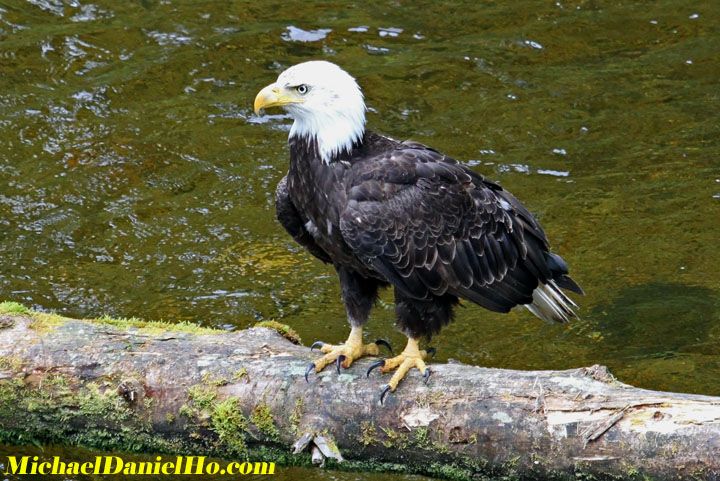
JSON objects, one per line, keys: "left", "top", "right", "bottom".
{"left": 0, "top": 311, "right": 718, "bottom": 480}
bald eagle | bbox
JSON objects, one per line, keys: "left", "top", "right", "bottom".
{"left": 254, "top": 61, "right": 582, "bottom": 402}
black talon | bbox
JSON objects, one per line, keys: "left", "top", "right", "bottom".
{"left": 423, "top": 368, "right": 432, "bottom": 385}
{"left": 375, "top": 339, "right": 393, "bottom": 355}
{"left": 336, "top": 355, "right": 346, "bottom": 374}
{"left": 366, "top": 359, "right": 385, "bottom": 378}
{"left": 304, "top": 363, "right": 315, "bottom": 383}
{"left": 310, "top": 341, "right": 325, "bottom": 351}
{"left": 380, "top": 385, "right": 392, "bottom": 405}
{"left": 426, "top": 347, "right": 437, "bottom": 358}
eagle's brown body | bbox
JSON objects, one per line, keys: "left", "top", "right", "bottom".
{"left": 276, "top": 130, "right": 582, "bottom": 339}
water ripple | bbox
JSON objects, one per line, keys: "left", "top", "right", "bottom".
{"left": 146, "top": 30, "right": 193, "bottom": 46}
{"left": 281, "top": 26, "right": 331, "bottom": 42}
{"left": 27, "top": 0, "right": 64, "bottom": 16}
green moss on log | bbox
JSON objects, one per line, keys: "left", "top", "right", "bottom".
{"left": 0, "top": 372, "right": 183, "bottom": 454}
{"left": 289, "top": 398, "right": 303, "bottom": 435}
{"left": 359, "top": 421, "right": 377, "bottom": 446}
{"left": 0, "top": 302, "right": 29, "bottom": 315}
{"left": 211, "top": 398, "right": 249, "bottom": 457}
{"left": 251, "top": 403, "right": 280, "bottom": 441}
{"left": 253, "top": 320, "right": 302, "bottom": 344}
{"left": 0, "top": 301, "right": 218, "bottom": 335}
{"left": 187, "top": 385, "right": 218, "bottom": 412}
{"left": 0, "top": 355, "right": 23, "bottom": 371}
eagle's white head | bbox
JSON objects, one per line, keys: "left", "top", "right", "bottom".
{"left": 254, "top": 61, "right": 366, "bottom": 163}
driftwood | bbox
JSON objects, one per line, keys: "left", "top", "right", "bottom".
{"left": 0, "top": 309, "right": 719, "bottom": 480}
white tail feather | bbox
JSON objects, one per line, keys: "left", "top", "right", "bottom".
{"left": 525, "top": 280, "right": 578, "bottom": 323}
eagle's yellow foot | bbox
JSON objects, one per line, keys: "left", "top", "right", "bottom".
{"left": 366, "top": 338, "right": 435, "bottom": 404}
{"left": 304, "top": 327, "right": 392, "bottom": 381}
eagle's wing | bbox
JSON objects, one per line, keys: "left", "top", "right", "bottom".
{"left": 339, "top": 142, "right": 582, "bottom": 321}
{"left": 276, "top": 175, "right": 332, "bottom": 264}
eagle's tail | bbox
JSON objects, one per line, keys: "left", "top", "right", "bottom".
{"left": 524, "top": 251, "right": 583, "bottom": 323}
{"left": 525, "top": 279, "right": 580, "bottom": 323}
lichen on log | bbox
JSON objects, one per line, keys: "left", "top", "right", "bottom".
{"left": 0, "top": 303, "right": 719, "bottom": 481}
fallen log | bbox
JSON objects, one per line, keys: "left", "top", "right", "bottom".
{"left": 0, "top": 304, "right": 718, "bottom": 480}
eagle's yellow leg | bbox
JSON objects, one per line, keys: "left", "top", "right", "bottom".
{"left": 376, "top": 338, "right": 431, "bottom": 399}
{"left": 309, "top": 326, "right": 387, "bottom": 373}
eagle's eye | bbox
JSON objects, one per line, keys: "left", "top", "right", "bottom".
{"left": 296, "top": 84, "right": 308, "bottom": 95}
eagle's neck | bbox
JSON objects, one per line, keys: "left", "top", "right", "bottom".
{"left": 289, "top": 111, "right": 365, "bottom": 164}
{"left": 287, "top": 134, "right": 349, "bottom": 224}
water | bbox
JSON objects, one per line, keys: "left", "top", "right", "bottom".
{"left": 0, "top": 0, "right": 719, "bottom": 478}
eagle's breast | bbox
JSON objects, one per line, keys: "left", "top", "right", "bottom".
{"left": 286, "top": 135, "right": 377, "bottom": 276}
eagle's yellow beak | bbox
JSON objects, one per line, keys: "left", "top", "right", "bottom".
{"left": 254, "top": 83, "right": 303, "bottom": 114}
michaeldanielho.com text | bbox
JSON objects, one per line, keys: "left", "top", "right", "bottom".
{"left": 3, "top": 456, "right": 276, "bottom": 476}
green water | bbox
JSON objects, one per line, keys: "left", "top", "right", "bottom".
{"left": 1, "top": 0, "right": 719, "bottom": 478}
